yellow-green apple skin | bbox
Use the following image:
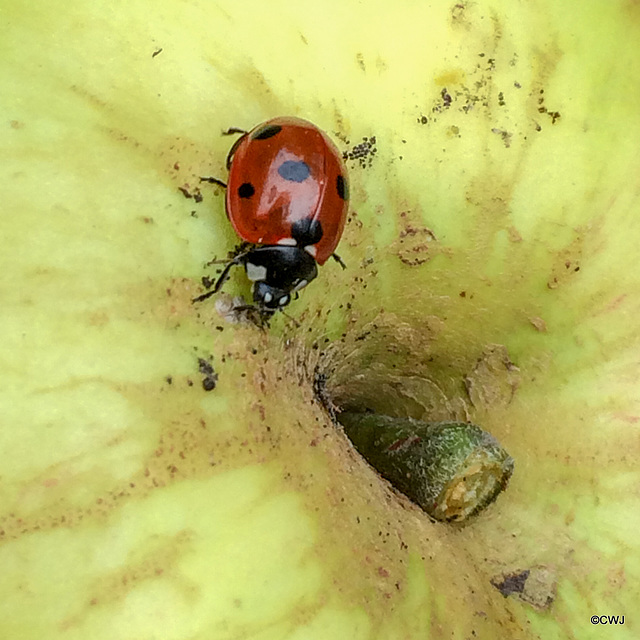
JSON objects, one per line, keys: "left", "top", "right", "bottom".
{"left": 2, "top": 0, "right": 639, "bottom": 638}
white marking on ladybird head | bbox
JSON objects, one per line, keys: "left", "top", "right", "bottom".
{"left": 263, "top": 291, "right": 273, "bottom": 304}
{"left": 293, "top": 279, "right": 308, "bottom": 292}
{"left": 245, "top": 262, "right": 268, "bottom": 282}
{"left": 277, "top": 237, "right": 297, "bottom": 246}
{"left": 279, "top": 295, "right": 289, "bottom": 306}
{"left": 304, "top": 245, "right": 317, "bottom": 257}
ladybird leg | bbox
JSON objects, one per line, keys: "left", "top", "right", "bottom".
{"left": 222, "top": 127, "right": 248, "bottom": 136}
{"left": 212, "top": 257, "right": 244, "bottom": 293}
{"left": 225, "top": 132, "right": 248, "bottom": 170}
{"left": 199, "top": 176, "right": 227, "bottom": 188}
{"left": 200, "top": 128, "right": 248, "bottom": 182}
{"left": 191, "top": 288, "right": 219, "bottom": 303}
{"left": 331, "top": 253, "right": 347, "bottom": 270}
{"left": 203, "top": 242, "right": 252, "bottom": 267}
{"left": 192, "top": 258, "right": 241, "bottom": 303}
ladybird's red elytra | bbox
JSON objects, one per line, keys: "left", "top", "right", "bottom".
{"left": 196, "top": 117, "right": 349, "bottom": 311}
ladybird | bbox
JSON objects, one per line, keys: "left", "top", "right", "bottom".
{"left": 196, "top": 117, "right": 349, "bottom": 310}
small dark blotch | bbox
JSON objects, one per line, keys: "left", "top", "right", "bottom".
{"left": 198, "top": 357, "right": 218, "bottom": 392}
{"left": 336, "top": 174, "right": 348, "bottom": 200}
{"left": 291, "top": 216, "right": 323, "bottom": 245}
{"left": 278, "top": 160, "right": 310, "bottom": 183}
{"left": 201, "top": 275, "right": 215, "bottom": 289}
{"left": 238, "top": 182, "right": 255, "bottom": 198}
{"left": 491, "top": 570, "right": 531, "bottom": 597}
{"left": 202, "top": 377, "right": 217, "bottom": 391}
{"left": 251, "top": 124, "right": 282, "bottom": 140}
{"left": 198, "top": 358, "right": 214, "bottom": 376}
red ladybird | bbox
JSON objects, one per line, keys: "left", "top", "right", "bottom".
{"left": 198, "top": 117, "right": 349, "bottom": 310}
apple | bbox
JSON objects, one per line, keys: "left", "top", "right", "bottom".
{"left": 2, "top": 0, "right": 638, "bottom": 638}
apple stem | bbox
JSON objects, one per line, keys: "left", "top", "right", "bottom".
{"left": 337, "top": 413, "right": 514, "bottom": 522}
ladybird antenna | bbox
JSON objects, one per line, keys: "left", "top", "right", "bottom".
{"left": 227, "top": 303, "right": 273, "bottom": 330}
{"left": 279, "top": 308, "right": 301, "bottom": 328}
{"left": 331, "top": 253, "right": 347, "bottom": 270}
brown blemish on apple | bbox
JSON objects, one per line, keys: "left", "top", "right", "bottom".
{"left": 547, "top": 234, "right": 583, "bottom": 289}
{"left": 507, "top": 226, "right": 523, "bottom": 242}
{"left": 464, "top": 344, "right": 520, "bottom": 409}
{"left": 491, "top": 128, "right": 513, "bottom": 148}
{"left": 491, "top": 565, "right": 557, "bottom": 610}
{"left": 58, "top": 530, "right": 196, "bottom": 630}
{"left": 491, "top": 568, "right": 529, "bottom": 596}
{"left": 393, "top": 211, "right": 438, "bottom": 267}
{"left": 613, "top": 413, "right": 639, "bottom": 424}
{"left": 607, "top": 564, "right": 627, "bottom": 591}
{"left": 450, "top": 2, "right": 471, "bottom": 29}
{"left": 599, "top": 293, "right": 627, "bottom": 314}
{"left": 528, "top": 316, "right": 547, "bottom": 332}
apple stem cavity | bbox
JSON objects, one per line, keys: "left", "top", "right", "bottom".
{"left": 337, "top": 413, "right": 514, "bottom": 523}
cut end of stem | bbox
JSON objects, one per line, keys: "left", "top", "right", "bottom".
{"left": 434, "top": 444, "right": 514, "bottom": 521}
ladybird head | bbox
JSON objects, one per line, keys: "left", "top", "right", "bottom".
{"left": 242, "top": 245, "right": 318, "bottom": 310}
{"left": 252, "top": 281, "right": 292, "bottom": 309}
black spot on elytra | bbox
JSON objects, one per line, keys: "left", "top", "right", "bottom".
{"left": 238, "top": 182, "right": 255, "bottom": 198}
{"left": 251, "top": 124, "right": 282, "bottom": 140}
{"left": 291, "top": 217, "right": 323, "bottom": 246}
{"left": 336, "top": 174, "right": 348, "bottom": 200}
{"left": 278, "top": 160, "right": 310, "bottom": 183}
